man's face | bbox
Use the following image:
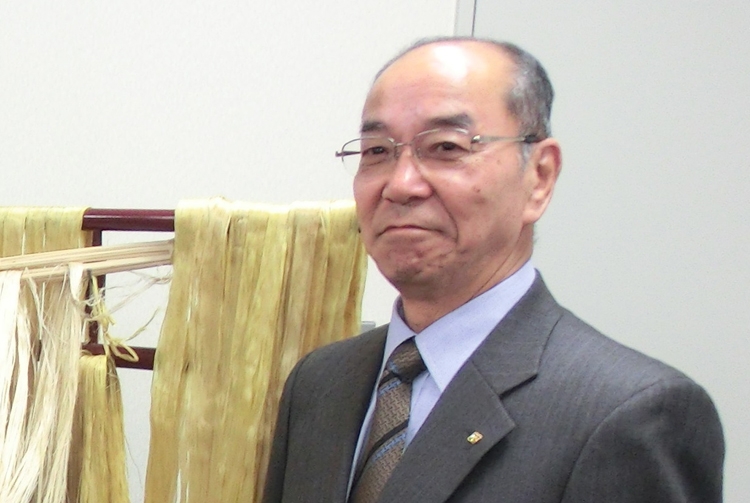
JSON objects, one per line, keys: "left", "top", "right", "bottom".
{"left": 354, "top": 42, "right": 550, "bottom": 301}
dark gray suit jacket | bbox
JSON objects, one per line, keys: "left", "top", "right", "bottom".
{"left": 263, "top": 276, "right": 724, "bottom": 502}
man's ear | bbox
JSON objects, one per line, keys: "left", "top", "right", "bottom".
{"left": 522, "top": 138, "right": 562, "bottom": 225}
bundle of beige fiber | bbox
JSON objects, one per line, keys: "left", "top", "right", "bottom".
{"left": 144, "top": 198, "right": 367, "bottom": 503}
{"left": 67, "top": 352, "right": 130, "bottom": 503}
{"left": 0, "top": 207, "right": 91, "bottom": 503}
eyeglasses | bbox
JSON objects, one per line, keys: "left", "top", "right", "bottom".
{"left": 335, "top": 127, "right": 540, "bottom": 175}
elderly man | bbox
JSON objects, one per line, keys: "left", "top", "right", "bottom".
{"left": 262, "top": 37, "right": 724, "bottom": 503}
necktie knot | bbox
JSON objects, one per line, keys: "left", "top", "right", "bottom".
{"left": 384, "top": 338, "right": 425, "bottom": 384}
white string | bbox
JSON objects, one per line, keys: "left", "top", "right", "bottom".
{"left": 0, "top": 267, "right": 85, "bottom": 503}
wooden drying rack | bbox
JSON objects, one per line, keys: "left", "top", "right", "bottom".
{"left": 81, "top": 208, "right": 175, "bottom": 371}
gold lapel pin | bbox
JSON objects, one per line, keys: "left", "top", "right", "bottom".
{"left": 467, "top": 431, "right": 483, "bottom": 444}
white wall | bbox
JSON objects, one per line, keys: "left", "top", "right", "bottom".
{"left": 466, "top": 1, "right": 750, "bottom": 501}
{"left": 0, "top": 2, "right": 456, "bottom": 500}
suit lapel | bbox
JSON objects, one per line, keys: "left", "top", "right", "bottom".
{"left": 377, "top": 361, "right": 515, "bottom": 503}
{"left": 377, "top": 276, "right": 563, "bottom": 503}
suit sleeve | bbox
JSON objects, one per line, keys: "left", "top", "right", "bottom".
{"left": 261, "top": 356, "right": 306, "bottom": 503}
{"left": 561, "top": 376, "right": 724, "bottom": 503}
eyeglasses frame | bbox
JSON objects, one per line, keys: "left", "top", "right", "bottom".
{"left": 335, "top": 127, "right": 542, "bottom": 173}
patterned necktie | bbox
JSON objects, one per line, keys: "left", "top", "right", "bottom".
{"left": 350, "top": 338, "right": 426, "bottom": 503}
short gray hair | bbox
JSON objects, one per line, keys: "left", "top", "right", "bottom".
{"left": 374, "top": 36, "right": 554, "bottom": 163}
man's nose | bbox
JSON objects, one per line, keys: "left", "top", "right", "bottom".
{"left": 381, "top": 146, "right": 432, "bottom": 203}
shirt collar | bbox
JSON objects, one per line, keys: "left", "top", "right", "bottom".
{"left": 385, "top": 261, "right": 536, "bottom": 391}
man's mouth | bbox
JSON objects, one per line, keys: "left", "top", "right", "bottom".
{"left": 379, "top": 225, "right": 432, "bottom": 237}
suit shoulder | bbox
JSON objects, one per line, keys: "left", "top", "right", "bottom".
{"left": 283, "top": 325, "right": 387, "bottom": 400}
{"left": 544, "top": 308, "right": 704, "bottom": 401}
{"left": 298, "top": 325, "right": 387, "bottom": 370}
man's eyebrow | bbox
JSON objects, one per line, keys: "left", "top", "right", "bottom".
{"left": 359, "top": 114, "right": 474, "bottom": 135}
{"left": 360, "top": 121, "right": 385, "bottom": 134}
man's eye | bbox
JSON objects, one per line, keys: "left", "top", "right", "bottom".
{"left": 425, "top": 140, "right": 469, "bottom": 159}
{"left": 435, "top": 141, "right": 461, "bottom": 152}
{"left": 362, "top": 145, "right": 390, "bottom": 157}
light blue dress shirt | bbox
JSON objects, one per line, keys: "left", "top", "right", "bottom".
{"left": 348, "top": 261, "right": 536, "bottom": 490}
